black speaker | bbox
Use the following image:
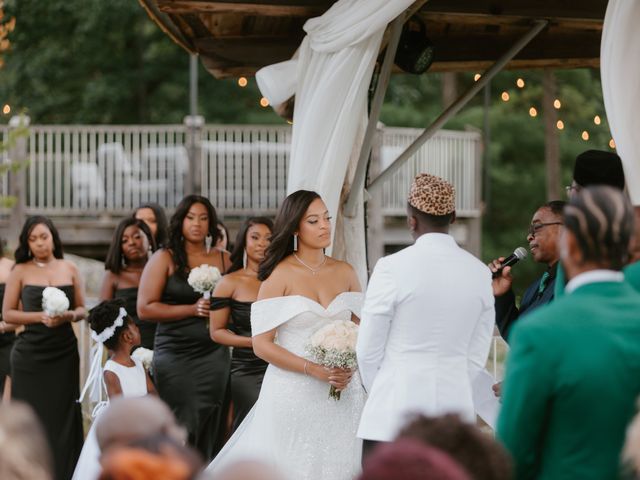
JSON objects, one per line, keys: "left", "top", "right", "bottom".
{"left": 394, "top": 17, "right": 435, "bottom": 75}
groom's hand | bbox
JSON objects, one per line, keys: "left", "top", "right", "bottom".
{"left": 327, "top": 367, "right": 353, "bottom": 391}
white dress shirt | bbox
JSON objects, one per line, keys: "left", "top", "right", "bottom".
{"left": 356, "top": 233, "right": 495, "bottom": 441}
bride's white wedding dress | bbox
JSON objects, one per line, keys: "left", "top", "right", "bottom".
{"left": 207, "top": 292, "right": 366, "bottom": 480}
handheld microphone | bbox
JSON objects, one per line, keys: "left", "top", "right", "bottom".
{"left": 492, "top": 247, "right": 528, "bottom": 279}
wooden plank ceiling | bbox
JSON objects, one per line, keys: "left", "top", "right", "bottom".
{"left": 139, "top": 0, "right": 607, "bottom": 78}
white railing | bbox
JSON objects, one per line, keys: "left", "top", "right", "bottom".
{"left": 380, "top": 128, "right": 482, "bottom": 217}
{"left": 0, "top": 124, "right": 481, "bottom": 217}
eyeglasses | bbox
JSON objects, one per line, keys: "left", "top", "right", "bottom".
{"left": 528, "top": 222, "right": 563, "bottom": 236}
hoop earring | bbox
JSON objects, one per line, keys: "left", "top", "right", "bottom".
{"left": 293, "top": 234, "right": 298, "bottom": 252}
{"left": 205, "top": 234, "right": 213, "bottom": 254}
{"left": 243, "top": 249, "right": 248, "bottom": 269}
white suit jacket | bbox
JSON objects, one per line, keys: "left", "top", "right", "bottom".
{"left": 356, "top": 233, "right": 495, "bottom": 441}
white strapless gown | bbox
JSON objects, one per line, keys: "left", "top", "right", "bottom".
{"left": 207, "top": 292, "right": 367, "bottom": 480}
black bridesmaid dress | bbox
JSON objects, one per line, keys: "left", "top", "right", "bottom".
{"left": 114, "top": 287, "right": 156, "bottom": 350}
{"left": 153, "top": 274, "right": 230, "bottom": 460}
{"left": 211, "top": 297, "right": 267, "bottom": 432}
{"left": 11, "top": 285, "right": 83, "bottom": 480}
{"left": 0, "top": 283, "right": 16, "bottom": 396}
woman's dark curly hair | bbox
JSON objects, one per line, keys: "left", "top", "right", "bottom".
{"left": 228, "top": 217, "right": 274, "bottom": 274}
{"left": 88, "top": 298, "right": 132, "bottom": 351}
{"left": 14, "top": 216, "right": 64, "bottom": 264}
{"left": 104, "top": 218, "right": 156, "bottom": 275}
{"left": 167, "top": 195, "right": 219, "bottom": 279}
{"left": 258, "top": 190, "right": 320, "bottom": 281}
{"left": 134, "top": 202, "right": 169, "bottom": 248}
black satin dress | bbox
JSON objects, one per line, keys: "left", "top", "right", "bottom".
{"left": 114, "top": 287, "right": 156, "bottom": 350}
{"left": 11, "top": 285, "right": 83, "bottom": 480}
{"left": 211, "top": 297, "right": 267, "bottom": 432}
{"left": 0, "top": 283, "right": 16, "bottom": 396}
{"left": 154, "top": 274, "right": 230, "bottom": 461}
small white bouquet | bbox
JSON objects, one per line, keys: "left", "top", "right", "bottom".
{"left": 306, "top": 320, "right": 359, "bottom": 401}
{"left": 42, "top": 286, "right": 70, "bottom": 317}
{"left": 187, "top": 264, "right": 222, "bottom": 299}
{"left": 132, "top": 347, "right": 154, "bottom": 372}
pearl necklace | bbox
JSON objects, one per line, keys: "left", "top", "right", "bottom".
{"left": 293, "top": 253, "right": 326, "bottom": 275}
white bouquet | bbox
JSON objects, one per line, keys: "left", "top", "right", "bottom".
{"left": 187, "top": 264, "right": 222, "bottom": 299}
{"left": 42, "top": 287, "right": 70, "bottom": 317}
{"left": 132, "top": 347, "right": 154, "bottom": 372}
{"left": 306, "top": 320, "right": 359, "bottom": 401}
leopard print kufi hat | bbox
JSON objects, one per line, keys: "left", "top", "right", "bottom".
{"left": 408, "top": 173, "right": 455, "bottom": 216}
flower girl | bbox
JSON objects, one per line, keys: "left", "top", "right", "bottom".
{"left": 72, "top": 299, "right": 156, "bottom": 480}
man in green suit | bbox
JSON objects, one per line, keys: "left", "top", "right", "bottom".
{"left": 497, "top": 186, "right": 640, "bottom": 480}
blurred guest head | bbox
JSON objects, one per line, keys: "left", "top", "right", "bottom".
{"left": 134, "top": 203, "right": 169, "bottom": 248}
{"left": 258, "top": 190, "right": 322, "bottom": 281}
{"left": 105, "top": 218, "right": 155, "bottom": 274}
{"left": 526, "top": 200, "right": 565, "bottom": 266}
{"left": 14, "top": 216, "right": 64, "bottom": 263}
{"left": 229, "top": 217, "right": 273, "bottom": 273}
{"left": 212, "top": 460, "right": 285, "bottom": 480}
{"left": 96, "top": 397, "right": 186, "bottom": 455}
{"left": 622, "top": 404, "right": 640, "bottom": 477}
{"left": 216, "top": 221, "right": 230, "bottom": 251}
{"left": 398, "top": 414, "right": 512, "bottom": 480}
{"left": 99, "top": 447, "right": 191, "bottom": 480}
{"left": 567, "top": 150, "right": 625, "bottom": 199}
{"left": 560, "top": 186, "right": 634, "bottom": 280}
{"left": 629, "top": 207, "right": 640, "bottom": 264}
{"left": 406, "top": 174, "right": 456, "bottom": 240}
{"left": 0, "top": 402, "right": 53, "bottom": 480}
{"left": 360, "top": 438, "right": 470, "bottom": 480}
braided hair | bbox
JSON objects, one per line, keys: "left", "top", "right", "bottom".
{"left": 563, "top": 186, "right": 633, "bottom": 270}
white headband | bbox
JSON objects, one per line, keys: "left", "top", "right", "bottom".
{"left": 91, "top": 307, "right": 127, "bottom": 343}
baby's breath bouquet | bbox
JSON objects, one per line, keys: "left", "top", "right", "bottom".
{"left": 306, "top": 320, "right": 359, "bottom": 401}
{"left": 187, "top": 264, "right": 222, "bottom": 299}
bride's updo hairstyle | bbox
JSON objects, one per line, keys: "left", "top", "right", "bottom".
{"left": 258, "top": 190, "right": 320, "bottom": 281}
{"left": 88, "top": 299, "right": 132, "bottom": 350}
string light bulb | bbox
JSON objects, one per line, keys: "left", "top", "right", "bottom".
{"left": 593, "top": 115, "right": 601, "bottom": 125}
{"left": 553, "top": 99, "right": 561, "bottom": 109}
{"left": 516, "top": 78, "right": 525, "bottom": 88}
{"left": 259, "top": 97, "right": 270, "bottom": 108}
{"left": 556, "top": 120, "right": 564, "bottom": 130}
{"left": 581, "top": 131, "right": 590, "bottom": 141}
{"left": 609, "top": 138, "right": 616, "bottom": 149}
{"left": 528, "top": 107, "right": 538, "bottom": 117}
{"left": 2, "top": 104, "right": 10, "bottom": 115}
{"left": 474, "top": 73, "right": 481, "bottom": 81}
{"left": 237, "top": 77, "right": 248, "bottom": 87}
{"left": 501, "top": 91, "right": 510, "bottom": 102}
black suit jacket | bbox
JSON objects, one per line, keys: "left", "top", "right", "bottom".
{"left": 495, "top": 265, "right": 557, "bottom": 341}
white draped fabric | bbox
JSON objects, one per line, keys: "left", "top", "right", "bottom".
{"left": 256, "top": 0, "right": 414, "bottom": 285}
{"left": 601, "top": 0, "right": 640, "bottom": 204}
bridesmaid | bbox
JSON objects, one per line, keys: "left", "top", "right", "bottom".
{"left": 0, "top": 239, "right": 17, "bottom": 398}
{"left": 2, "top": 216, "right": 86, "bottom": 480}
{"left": 138, "top": 195, "right": 231, "bottom": 460}
{"left": 210, "top": 217, "right": 273, "bottom": 431}
{"left": 101, "top": 218, "right": 157, "bottom": 350}
{"left": 134, "top": 202, "right": 169, "bottom": 249}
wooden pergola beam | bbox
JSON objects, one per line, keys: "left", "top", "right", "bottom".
{"left": 157, "top": 0, "right": 333, "bottom": 16}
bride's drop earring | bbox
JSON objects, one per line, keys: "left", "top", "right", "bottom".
{"left": 205, "top": 234, "right": 213, "bottom": 254}
{"left": 293, "top": 234, "right": 298, "bottom": 252}
{"left": 243, "top": 249, "right": 248, "bottom": 269}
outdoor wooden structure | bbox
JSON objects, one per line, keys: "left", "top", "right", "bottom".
{"left": 140, "top": 0, "right": 607, "bottom": 79}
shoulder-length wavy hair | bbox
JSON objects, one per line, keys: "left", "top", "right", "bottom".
{"left": 258, "top": 190, "right": 320, "bottom": 281}
{"left": 167, "top": 195, "right": 219, "bottom": 278}
{"left": 14, "top": 216, "right": 64, "bottom": 264}
{"left": 104, "top": 218, "right": 156, "bottom": 274}
{"left": 228, "top": 217, "right": 274, "bottom": 274}
{"left": 134, "top": 202, "right": 169, "bottom": 248}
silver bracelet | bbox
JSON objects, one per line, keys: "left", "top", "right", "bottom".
{"left": 303, "top": 361, "right": 309, "bottom": 376}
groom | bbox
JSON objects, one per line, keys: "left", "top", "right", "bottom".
{"left": 356, "top": 173, "right": 495, "bottom": 457}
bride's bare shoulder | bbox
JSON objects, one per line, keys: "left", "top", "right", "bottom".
{"left": 326, "top": 257, "right": 361, "bottom": 292}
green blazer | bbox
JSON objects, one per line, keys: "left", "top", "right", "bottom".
{"left": 624, "top": 262, "right": 640, "bottom": 293}
{"left": 497, "top": 280, "right": 640, "bottom": 480}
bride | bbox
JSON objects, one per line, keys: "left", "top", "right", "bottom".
{"left": 207, "top": 190, "right": 365, "bottom": 479}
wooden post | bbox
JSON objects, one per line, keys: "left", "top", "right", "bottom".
{"left": 184, "top": 115, "right": 204, "bottom": 195}
{"left": 366, "top": 126, "right": 385, "bottom": 270}
{"left": 7, "top": 115, "right": 29, "bottom": 250}
{"left": 543, "top": 69, "right": 561, "bottom": 201}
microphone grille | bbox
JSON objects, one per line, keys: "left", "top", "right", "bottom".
{"left": 514, "top": 247, "right": 528, "bottom": 260}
